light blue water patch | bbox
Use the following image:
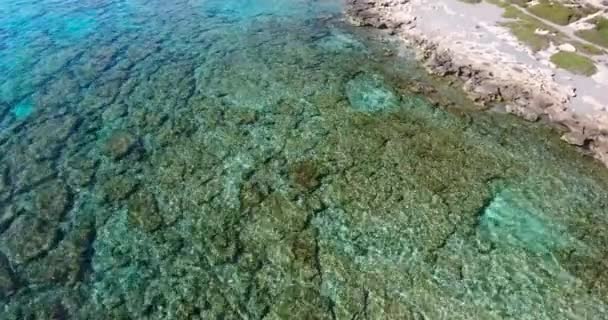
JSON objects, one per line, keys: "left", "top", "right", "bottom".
{"left": 63, "top": 16, "right": 96, "bottom": 38}
{"left": 0, "top": 45, "right": 42, "bottom": 79}
{"left": 345, "top": 73, "right": 399, "bottom": 112}
{"left": 317, "top": 29, "right": 367, "bottom": 53}
{"left": 478, "top": 189, "right": 573, "bottom": 253}
{"left": 1, "top": 4, "right": 44, "bottom": 30}
{"left": 49, "top": 13, "right": 97, "bottom": 41}
{"left": 11, "top": 98, "right": 34, "bottom": 120}
{"left": 201, "top": 0, "right": 340, "bottom": 19}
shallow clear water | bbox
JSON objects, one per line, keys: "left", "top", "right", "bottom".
{"left": 1, "top": 0, "right": 608, "bottom": 319}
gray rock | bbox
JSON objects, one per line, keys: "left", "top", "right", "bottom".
{"left": 505, "top": 103, "right": 541, "bottom": 122}
{"left": 0, "top": 251, "right": 16, "bottom": 299}
{"left": 104, "top": 131, "right": 137, "bottom": 160}
{"left": 0, "top": 181, "right": 70, "bottom": 265}
{"left": 127, "top": 191, "right": 162, "bottom": 232}
{"left": 561, "top": 131, "right": 588, "bottom": 146}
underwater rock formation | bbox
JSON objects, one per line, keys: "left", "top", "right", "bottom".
{"left": 0, "top": 0, "right": 607, "bottom": 319}
{"left": 104, "top": 131, "right": 138, "bottom": 160}
{"left": 0, "top": 252, "right": 16, "bottom": 299}
{"left": 345, "top": 0, "right": 608, "bottom": 168}
{"left": 345, "top": 72, "right": 400, "bottom": 112}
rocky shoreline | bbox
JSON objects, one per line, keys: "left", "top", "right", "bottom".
{"left": 345, "top": 0, "right": 608, "bottom": 166}
{"left": 3, "top": 0, "right": 608, "bottom": 318}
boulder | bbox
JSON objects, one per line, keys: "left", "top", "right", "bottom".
{"left": 561, "top": 131, "right": 588, "bottom": 146}
{"left": 104, "top": 131, "right": 137, "bottom": 160}
{"left": 558, "top": 43, "right": 576, "bottom": 53}
{"left": 127, "top": 191, "right": 162, "bottom": 232}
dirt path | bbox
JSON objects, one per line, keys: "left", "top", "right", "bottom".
{"left": 508, "top": 3, "right": 605, "bottom": 55}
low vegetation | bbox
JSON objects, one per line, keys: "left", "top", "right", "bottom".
{"left": 576, "top": 17, "right": 608, "bottom": 49}
{"left": 453, "top": 0, "right": 603, "bottom": 76}
{"left": 527, "top": 0, "right": 591, "bottom": 26}
{"left": 502, "top": 5, "right": 557, "bottom": 51}
{"left": 550, "top": 51, "right": 597, "bottom": 76}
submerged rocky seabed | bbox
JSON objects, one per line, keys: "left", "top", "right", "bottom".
{"left": 1, "top": 0, "right": 608, "bottom": 319}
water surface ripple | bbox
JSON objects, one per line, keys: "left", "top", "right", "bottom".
{"left": 0, "top": 0, "right": 607, "bottom": 319}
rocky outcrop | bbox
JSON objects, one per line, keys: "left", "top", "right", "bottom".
{"left": 345, "top": 0, "right": 608, "bottom": 167}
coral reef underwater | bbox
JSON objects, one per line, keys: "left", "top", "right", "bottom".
{"left": 1, "top": 0, "right": 608, "bottom": 319}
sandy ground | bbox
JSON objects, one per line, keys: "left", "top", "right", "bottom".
{"left": 419, "top": 0, "right": 608, "bottom": 113}
{"left": 583, "top": 0, "right": 608, "bottom": 9}
{"left": 347, "top": 0, "right": 608, "bottom": 166}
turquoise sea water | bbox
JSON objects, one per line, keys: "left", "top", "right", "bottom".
{"left": 1, "top": 0, "right": 608, "bottom": 319}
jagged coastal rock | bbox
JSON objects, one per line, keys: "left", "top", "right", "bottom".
{"left": 345, "top": 0, "right": 608, "bottom": 166}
